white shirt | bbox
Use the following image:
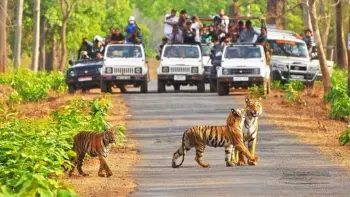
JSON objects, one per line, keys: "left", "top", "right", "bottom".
{"left": 164, "top": 14, "right": 179, "bottom": 35}
{"left": 192, "top": 22, "right": 201, "bottom": 43}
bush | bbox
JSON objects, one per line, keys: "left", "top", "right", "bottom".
{"left": 283, "top": 80, "right": 305, "bottom": 103}
{"left": 0, "top": 95, "right": 125, "bottom": 196}
{"left": 0, "top": 69, "right": 67, "bottom": 103}
{"left": 324, "top": 69, "right": 350, "bottom": 119}
{"left": 272, "top": 80, "right": 283, "bottom": 90}
{"left": 339, "top": 127, "right": 350, "bottom": 146}
{"left": 248, "top": 85, "right": 265, "bottom": 99}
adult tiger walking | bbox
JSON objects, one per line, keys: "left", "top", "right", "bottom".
{"left": 172, "top": 108, "right": 259, "bottom": 168}
{"left": 69, "top": 126, "right": 118, "bottom": 177}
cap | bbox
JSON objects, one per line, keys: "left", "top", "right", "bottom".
{"left": 129, "top": 16, "right": 135, "bottom": 21}
{"left": 213, "top": 15, "right": 221, "bottom": 22}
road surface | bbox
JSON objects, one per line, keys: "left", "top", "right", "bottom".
{"left": 123, "top": 81, "right": 350, "bottom": 197}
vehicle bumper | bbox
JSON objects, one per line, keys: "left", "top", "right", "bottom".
{"left": 101, "top": 74, "right": 147, "bottom": 84}
{"left": 65, "top": 75, "right": 101, "bottom": 88}
{"left": 158, "top": 74, "right": 204, "bottom": 84}
{"left": 218, "top": 76, "right": 265, "bottom": 87}
{"left": 273, "top": 70, "right": 317, "bottom": 83}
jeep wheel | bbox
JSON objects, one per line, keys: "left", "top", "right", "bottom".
{"left": 173, "top": 84, "right": 180, "bottom": 91}
{"left": 217, "top": 82, "right": 229, "bottom": 96}
{"left": 101, "top": 81, "right": 112, "bottom": 93}
{"left": 209, "top": 79, "right": 217, "bottom": 92}
{"left": 157, "top": 80, "right": 166, "bottom": 93}
{"left": 140, "top": 77, "right": 148, "bottom": 93}
{"left": 82, "top": 88, "right": 89, "bottom": 93}
{"left": 68, "top": 85, "right": 76, "bottom": 94}
{"left": 197, "top": 81, "right": 205, "bottom": 92}
{"left": 120, "top": 85, "right": 127, "bottom": 93}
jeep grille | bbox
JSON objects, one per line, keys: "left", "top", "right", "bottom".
{"left": 170, "top": 67, "right": 191, "bottom": 73}
{"left": 113, "top": 67, "right": 134, "bottom": 74}
{"left": 230, "top": 69, "right": 254, "bottom": 75}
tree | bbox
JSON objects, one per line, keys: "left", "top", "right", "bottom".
{"left": 58, "top": 0, "right": 79, "bottom": 71}
{"left": 14, "top": 0, "right": 24, "bottom": 69}
{"left": 309, "top": 0, "right": 331, "bottom": 94}
{"left": 266, "top": 0, "right": 285, "bottom": 29}
{"left": 31, "top": 0, "right": 40, "bottom": 72}
{"left": 301, "top": 0, "right": 312, "bottom": 31}
{"left": 0, "top": 0, "right": 7, "bottom": 73}
{"left": 334, "top": 0, "right": 348, "bottom": 69}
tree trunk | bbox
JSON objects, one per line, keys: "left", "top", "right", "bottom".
{"left": 229, "top": 0, "right": 240, "bottom": 18}
{"left": 39, "top": 19, "right": 46, "bottom": 71}
{"left": 301, "top": 0, "right": 312, "bottom": 31}
{"left": 334, "top": 0, "right": 348, "bottom": 69}
{"left": 348, "top": 15, "right": 350, "bottom": 97}
{"left": 309, "top": 0, "right": 331, "bottom": 95}
{"left": 31, "top": 0, "right": 40, "bottom": 72}
{"left": 14, "top": 0, "right": 24, "bottom": 70}
{"left": 266, "top": 0, "right": 285, "bottom": 29}
{"left": 275, "top": 0, "right": 285, "bottom": 29}
{"left": 59, "top": 17, "right": 68, "bottom": 72}
{"left": 267, "top": 0, "right": 277, "bottom": 25}
{"left": 319, "top": 0, "right": 330, "bottom": 47}
{"left": 0, "top": 0, "right": 8, "bottom": 73}
{"left": 51, "top": 39, "right": 58, "bottom": 71}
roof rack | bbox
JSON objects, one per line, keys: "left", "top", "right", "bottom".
{"left": 228, "top": 42, "right": 257, "bottom": 46}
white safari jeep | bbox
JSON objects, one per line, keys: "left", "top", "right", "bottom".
{"left": 101, "top": 44, "right": 149, "bottom": 93}
{"left": 216, "top": 43, "right": 271, "bottom": 96}
{"left": 156, "top": 44, "right": 205, "bottom": 93}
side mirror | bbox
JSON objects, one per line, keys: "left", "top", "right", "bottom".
{"left": 156, "top": 55, "right": 160, "bottom": 61}
{"left": 68, "top": 60, "right": 74, "bottom": 66}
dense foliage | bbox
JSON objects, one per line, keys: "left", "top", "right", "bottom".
{"left": 324, "top": 69, "right": 350, "bottom": 120}
{"left": 0, "top": 94, "right": 125, "bottom": 196}
{"left": 0, "top": 69, "right": 67, "bottom": 103}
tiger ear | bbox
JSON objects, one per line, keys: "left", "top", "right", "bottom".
{"left": 231, "top": 108, "right": 237, "bottom": 115}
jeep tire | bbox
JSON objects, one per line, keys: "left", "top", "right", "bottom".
{"left": 68, "top": 85, "right": 76, "bottom": 94}
{"left": 157, "top": 80, "right": 166, "bottom": 93}
{"left": 197, "top": 81, "right": 205, "bottom": 92}
{"left": 217, "top": 81, "right": 229, "bottom": 96}
{"left": 140, "top": 77, "right": 148, "bottom": 93}
{"left": 209, "top": 79, "right": 217, "bottom": 92}
{"left": 101, "top": 81, "right": 112, "bottom": 93}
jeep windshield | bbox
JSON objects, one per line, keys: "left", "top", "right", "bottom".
{"left": 224, "top": 46, "right": 261, "bottom": 59}
{"left": 106, "top": 45, "right": 143, "bottom": 58}
{"left": 268, "top": 40, "right": 308, "bottom": 58}
{"left": 163, "top": 45, "right": 200, "bottom": 58}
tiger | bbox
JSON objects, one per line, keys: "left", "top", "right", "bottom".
{"left": 172, "top": 108, "right": 259, "bottom": 168}
{"left": 69, "top": 126, "right": 117, "bottom": 177}
{"left": 227, "top": 97, "right": 262, "bottom": 166}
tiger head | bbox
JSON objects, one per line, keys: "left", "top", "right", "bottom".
{"left": 104, "top": 125, "right": 117, "bottom": 144}
{"left": 226, "top": 108, "right": 245, "bottom": 130}
{"left": 245, "top": 96, "right": 262, "bottom": 117}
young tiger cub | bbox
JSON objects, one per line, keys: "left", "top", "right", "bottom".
{"left": 69, "top": 126, "right": 117, "bottom": 177}
{"left": 172, "top": 108, "right": 259, "bottom": 168}
{"left": 228, "top": 97, "right": 262, "bottom": 166}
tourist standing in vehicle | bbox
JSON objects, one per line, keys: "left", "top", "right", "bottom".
{"left": 201, "top": 25, "right": 212, "bottom": 43}
{"left": 127, "top": 29, "right": 142, "bottom": 44}
{"left": 78, "top": 38, "right": 93, "bottom": 60}
{"left": 256, "top": 27, "right": 267, "bottom": 47}
{"left": 125, "top": 16, "right": 141, "bottom": 41}
{"left": 178, "top": 10, "right": 190, "bottom": 31}
{"left": 233, "top": 20, "right": 244, "bottom": 42}
{"left": 169, "top": 25, "right": 183, "bottom": 43}
{"left": 190, "top": 15, "right": 203, "bottom": 43}
{"left": 294, "top": 29, "right": 314, "bottom": 53}
{"left": 238, "top": 20, "right": 258, "bottom": 43}
{"left": 158, "top": 37, "right": 168, "bottom": 56}
{"left": 92, "top": 36, "right": 105, "bottom": 58}
{"left": 183, "top": 21, "right": 197, "bottom": 44}
{"left": 217, "top": 9, "right": 229, "bottom": 33}
{"left": 164, "top": 8, "right": 179, "bottom": 39}
{"left": 109, "top": 28, "right": 125, "bottom": 44}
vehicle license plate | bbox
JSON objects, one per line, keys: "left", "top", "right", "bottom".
{"left": 233, "top": 77, "right": 249, "bottom": 81}
{"left": 290, "top": 75, "right": 304, "bottom": 79}
{"left": 78, "top": 76, "right": 92, "bottom": 81}
{"left": 116, "top": 76, "right": 131, "bottom": 80}
{"left": 174, "top": 75, "right": 186, "bottom": 81}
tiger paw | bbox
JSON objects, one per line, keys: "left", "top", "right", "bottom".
{"left": 226, "top": 161, "right": 235, "bottom": 167}
{"left": 203, "top": 164, "right": 211, "bottom": 168}
{"left": 236, "top": 161, "right": 245, "bottom": 166}
{"left": 252, "top": 156, "right": 260, "bottom": 162}
{"left": 106, "top": 171, "right": 113, "bottom": 177}
{"left": 98, "top": 173, "right": 106, "bottom": 177}
{"left": 247, "top": 160, "right": 257, "bottom": 166}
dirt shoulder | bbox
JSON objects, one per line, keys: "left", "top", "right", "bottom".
{"left": 262, "top": 84, "right": 350, "bottom": 171}
{"left": 67, "top": 90, "right": 138, "bottom": 197}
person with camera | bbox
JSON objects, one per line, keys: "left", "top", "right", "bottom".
{"left": 164, "top": 8, "right": 179, "bottom": 39}
{"left": 178, "top": 10, "right": 190, "bottom": 31}
{"left": 190, "top": 15, "right": 203, "bottom": 43}
{"left": 168, "top": 25, "right": 183, "bottom": 44}
{"left": 238, "top": 20, "right": 259, "bottom": 43}
{"left": 183, "top": 21, "right": 197, "bottom": 44}
{"left": 125, "top": 16, "right": 141, "bottom": 42}
{"left": 108, "top": 28, "right": 125, "bottom": 44}
{"left": 78, "top": 38, "right": 93, "bottom": 60}
{"left": 126, "top": 29, "right": 143, "bottom": 44}
{"left": 217, "top": 9, "right": 229, "bottom": 33}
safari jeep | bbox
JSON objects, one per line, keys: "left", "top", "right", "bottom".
{"left": 201, "top": 43, "right": 213, "bottom": 86}
{"left": 156, "top": 44, "right": 205, "bottom": 93}
{"left": 101, "top": 44, "right": 149, "bottom": 93}
{"left": 216, "top": 43, "right": 271, "bottom": 96}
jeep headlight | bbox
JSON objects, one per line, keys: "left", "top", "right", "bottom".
{"left": 69, "top": 70, "right": 75, "bottom": 77}
{"left": 135, "top": 67, "right": 142, "bottom": 74}
{"left": 222, "top": 68, "right": 230, "bottom": 75}
{"left": 309, "top": 65, "right": 318, "bottom": 72}
{"left": 162, "top": 66, "right": 169, "bottom": 73}
{"left": 252, "top": 68, "right": 260, "bottom": 74}
{"left": 191, "top": 67, "right": 198, "bottom": 74}
{"left": 105, "top": 67, "right": 113, "bottom": 74}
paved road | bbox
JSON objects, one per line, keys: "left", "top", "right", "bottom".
{"left": 123, "top": 81, "right": 350, "bottom": 197}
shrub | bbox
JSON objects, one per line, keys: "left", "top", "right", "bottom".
{"left": 248, "top": 85, "right": 265, "bottom": 99}
{"left": 339, "top": 126, "right": 350, "bottom": 146}
{"left": 283, "top": 80, "right": 305, "bottom": 104}
{"left": 324, "top": 69, "right": 350, "bottom": 119}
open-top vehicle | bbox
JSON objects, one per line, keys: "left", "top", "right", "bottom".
{"left": 156, "top": 44, "right": 205, "bottom": 93}
{"left": 66, "top": 59, "right": 103, "bottom": 94}
{"left": 101, "top": 44, "right": 149, "bottom": 93}
{"left": 216, "top": 43, "right": 271, "bottom": 96}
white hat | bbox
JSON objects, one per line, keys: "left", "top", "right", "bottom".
{"left": 129, "top": 16, "right": 135, "bottom": 21}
